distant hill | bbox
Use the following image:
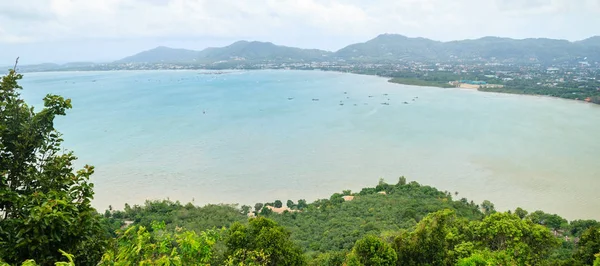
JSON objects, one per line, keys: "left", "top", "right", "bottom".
{"left": 334, "top": 34, "right": 600, "bottom": 62}
{"left": 117, "top": 41, "right": 331, "bottom": 64}
{"left": 197, "top": 41, "right": 332, "bottom": 62}
{"left": 116, "top": 34, "right": 600, "bottom": 64}
{"left": 118, "top": 46, "right": 200, "bottom": 63}
{"left": 334, "top": 34, "right": 446, "bottom": 61}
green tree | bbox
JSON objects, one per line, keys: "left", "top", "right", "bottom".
{"left": 297, "top": 199, "right": 308, "bottom": 210}
{"left": 394, "top": 209, "right": 468, "bottom": 266}
{"left": 100, "top": 221, "right": 220, "bottom": 265}
{"left": 397, "top": 176, "right": 407, "bottom": 186}
{"left": 286, "top": 200, "right": 295, "bottom": 209}
{"left": 241, "top": 205, "right": 251, "bottom": 215}
{"left": 347, "top": 235, "right": 396, "bottom": 266}
{"left": 225, "top": 217, "right": 305, "bottom": 266}
{"left": 528, "top": 210, "right": 568, "bottom": 230}
{"left": 574, "top": 227, "right": 600, "bottom": 265}
{"left": 308, "top": 251, "right": 346, "bottom": 266}
{"left": 515, "top": 207, "right": 528, "bottom": 219}
{"left": 0, "top": 67, "right": 107, "bottom": 265}
{"left": 480, "top": 200, "right": 495, "bottom": 215}
{"left": 274, "top": 200, "right": 283, "bottom": 208}
{"left": 254, "top": 203, "right": 264, "bottom": 214}
{"left": 570, "top": 220, "right": 600, "bottom": 237}
{"left": 472, "top": 212, "right": 559, "bottom": 265}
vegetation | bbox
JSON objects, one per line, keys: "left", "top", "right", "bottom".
{"left": 2, "top": 68, "right": 600, "bottom": 265}
{"left": 99, "top": 221, "right": 220, "bottom": 265}
{"left": 388, "top": 77, "right": 453, "bottom": 88}
{"left": 1, "top": 64, "right": 107, "bottom": 265}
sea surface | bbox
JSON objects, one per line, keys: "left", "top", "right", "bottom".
{"left": 19, "top": 70, "right": 600, "bottom": 220}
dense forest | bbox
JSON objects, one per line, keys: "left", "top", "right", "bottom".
{"left": 1, "top": 68, "right": 600, "bottom": 265}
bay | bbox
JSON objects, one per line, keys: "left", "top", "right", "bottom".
{"left": 19, "top": 70, "right": 600, "bottom": 220}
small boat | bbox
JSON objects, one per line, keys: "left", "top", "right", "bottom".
{"left": 403, "top": 102, "right": 409, "bottom": 104}
{"left": 312, "top": 98, "right": 319, "bottom": 101}
{"left": 288, "top": 97, "right": 294, "bottom": 100}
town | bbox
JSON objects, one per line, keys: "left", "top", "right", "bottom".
{"left": 18, "top": 57, "right": 600, "bottom": 104}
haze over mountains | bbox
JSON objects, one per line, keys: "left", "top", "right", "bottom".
{"left": 118, "top": 34, "right": 600, "bottom": 64}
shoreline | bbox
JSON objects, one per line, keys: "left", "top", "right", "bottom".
{"left": 19, "top": 67, "right": 599, "bottom": 107}
{"left": 384, "top": 76, "right": 600, "bottom": 107}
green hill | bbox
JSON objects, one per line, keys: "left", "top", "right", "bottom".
{"left": 117, "top": 46, "right": 200, "bottom": 63}
{"left": 197, "top": 41, "right": 332, "bottom": 62}
{"left": 117, "top": 34, "right": 600, "bottom": 64}
{"left": 334, "top": 34, "right": 600, "bottom": 63}
{"left": 117, "top": 41, "right": 332, "bottom": 64}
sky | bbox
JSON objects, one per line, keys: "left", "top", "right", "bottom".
{"left": 1, "top": 0, "right": 599, "bottom": 64}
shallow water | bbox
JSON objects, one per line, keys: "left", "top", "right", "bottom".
{"left": 19, "top": 70, "right": 600, "bottom": 220}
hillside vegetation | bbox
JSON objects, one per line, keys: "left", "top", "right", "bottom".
{"left": 117, "top": 34, "right": 600, "bottom": 64}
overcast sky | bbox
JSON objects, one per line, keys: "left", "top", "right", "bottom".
{"left": 1, "top": 0, "right": 599, "bottom": 64}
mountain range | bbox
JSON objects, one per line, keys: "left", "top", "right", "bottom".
{"left": 118, "top": 34, "right": 600, "bottom": 64}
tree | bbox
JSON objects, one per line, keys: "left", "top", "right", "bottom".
{"left": 397, "top": 176, "right": 407, "bottom": 186}
{"left": 480, "top": 200, "right": 495, "bottom": 215}
{"left": 472, "top": 212, "right": 559, "bottom": 265}
{"left": 255, "top": 203, "right": 264, "bottom": 214}
{"left": 347, "top": 235, "right": 396, "bottom": 266}
{"left": 528, "top": 210, "right": 568, "bottom": 230}
{"left": 309, "top": 251, "right": 346, "bottom": 266}
{"left": 297, "top": 199, "right": 307, "bottom": 210}
{"left": 274, "top": 200, "right": 283, "bottom": 208}
{"left": 241, "top": 205, "right": 251, "bottom": 215}
{"left": 225, "top": 217, "right": 306, "bottom": 266}
{"left": 570, "top": 220, "right": 600, "bottom": 237}
{"left": 286, "top": 200, "right": 295, "bottom": 209}
{"left": 394, "top": 209, "right": 468, "bottom": 266}
{"left": 574, "top": 226, "right": 600, "bottom": 265}
{"left": 515, "top": 207, "right": 528, "bottom": 219}
{"left": 0, "top": 66, "right": 107, "bottom": 265}
{"left": 100, "top": 221, "right": 220, "bottom": 265}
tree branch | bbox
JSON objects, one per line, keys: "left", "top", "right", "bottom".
{"left": 13, "top": 57, "right": 19, "bottom": 71}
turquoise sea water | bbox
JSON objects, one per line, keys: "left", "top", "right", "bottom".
{"left": 19, "top": 70, "right": 600, "bottom": 220}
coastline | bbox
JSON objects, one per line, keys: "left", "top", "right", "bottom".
{"left": 18, "top": 67, "right": 599, "bottom": 107}
{"left": 384, "top": 77, "right": 600, "bottom": 107}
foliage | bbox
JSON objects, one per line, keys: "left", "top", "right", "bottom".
{"left": 346, "top": 235, "right": 396, "bottom": 266}
{"left": 225, "top": 217, "right": 306, "bottom": 266}
{"left": 307, "top": 251, "right": 346, "bottom": 266}
{"left": 574, "top": 226, "right": 600, "bottom": 265}
{"left": 388, "top": 78, "right": 453, "bottom": 88}
{"left": 471, "top": 212, "right": 560, "bottom": 265}
{"left": 570, "top": 220, "right": 600, "bottom": 237}
{"left": 104, "top": 200, "right": 247, "bottom": 234}
{"left": 514, "top": 207, "right": 528, "bottom": 219}
{"left": 0, "top": 250, "right": 75, "bottom": 266}
{"left": 99, "top": 221, "right": 220, "bottom": 265}
{"left": 528, "top": 210, "right": 569, "bottom": 230}
{"left": 267, "top": 180, "right": 482, "bottom": 254}
{"left": 274, "top": 200, "right": 283, "bottom": 208}
{"left": 393, "top": 209, "right": 470, "bottom": 266}
{"left": 0, "top": 68, "right": 107, "bottom": 265}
